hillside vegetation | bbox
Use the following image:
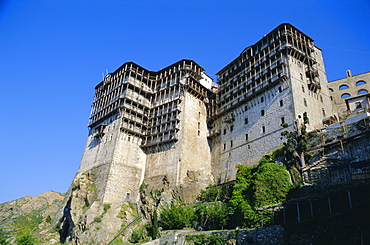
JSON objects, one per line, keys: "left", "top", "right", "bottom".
{"left": 0, "top": 191, "right": 64, "bottom": 244}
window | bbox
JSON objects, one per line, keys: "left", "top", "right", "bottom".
{"left": 322, "top": 109, "right": 326, "bottom": 117}
{"left": 304, "top": 98, "right": 307, "bottom": 107}
{"left": 320, "top": 95, "right": 323, "bottom": 103}
{"left": 126, "top": 193, "right": 130, "bottom": 200}
{"left": 245, "top": 118, "right": 249, "bottom": 124}
{"left": 230, "top": 140, "right": 233, "bottom": 147}
{"left": 247, "top": 145, "right": 250, "bottom": 149}
{"left": 261, "top": 97, "right": 264, "bottom": 103}
{"left": 198, "top": 122, "right": 200, "bottom": 129}
{"left": 245, "top": 134, "right": 249, "bottom": 141}
{"left": 261, "top": 110, "right": 265, "bottom": 116}
{"left": 329, "top": 88, "right": 334, "bottom": 92}
{"left": 245, "top": 105, "right": 248, "bottom": 111}
{"left": 302, "top": 85, "right": 305, "bottom": 93}
{"left": 223, "top": 143, "right": 226, "bottom": 150}
{"left": 341, "top": 93, "right": 351, "bottom": 98}
{"left": 262, "top": 126, "right": 266, "bottom": 133}
{"left": 358, "top": 89, "right": 368, "bottom": 95}
{"left": 224, "top": 129, "right": 227, "bottom": 135}
{"left": 278, "top": 87, "right": 282, "bottom": 93}
{"left": 281, "top": 117, "right": 285, "bottom": 125}
{"left": 355, "top": 102, "right": 362, "bottom": 109}
{"left": 230, "top": 125, "right": 234, "bottom": 132}
{"left": 300, "top": 73, "right": 303, "bottom": 80}
{"left": 339, "top": 84, "right": 349, "bottom": 90}
{"left": 279, "top": 100, "right": 283, "bottom": 107}
{"left": 198, "top": 130, "right": 200, "bottom": 136}
{"left": 356, "top": 80, "right": 366, "bottom": 86}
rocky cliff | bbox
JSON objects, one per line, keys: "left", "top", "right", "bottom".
{"left": 0, "top": 191, "right": 64, "bottom": 244}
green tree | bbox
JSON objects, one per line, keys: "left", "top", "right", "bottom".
{"left": 227, "top": 155, "right": 292, "bottom": 228}
{"left": 199, "top": 185, "right": 222, "bottom": 202}
{"left": 281, "top": 112, "right": 310, "bottom": 183}
{"left": 252, "top": 161, "right": 292, "bottom": 208}
{"left": 159, "top": 203, "right": 195, "bottom": 230}
{"left": 151, "top": 208, "right": 158, "bottom": 239}
{"left": 194, "top": 202, "right": 228, "bottom": 230}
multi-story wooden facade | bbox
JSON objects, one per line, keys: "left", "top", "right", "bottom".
{"left": 208, "top": 23, "right": 333, "bottom": 181}
{"left": 78, "top": 23, "right": 335, "bottom": 203}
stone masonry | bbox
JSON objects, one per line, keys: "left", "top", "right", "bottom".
{"left": 75, "top": 23, "right": 355, "bottom": 204}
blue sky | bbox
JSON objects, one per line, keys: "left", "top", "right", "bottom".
{"left": 0, "top": 0, "right": 369, "bottom": 203}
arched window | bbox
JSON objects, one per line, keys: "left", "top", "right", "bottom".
{"left": 341, "top": 93, "right": 351, "bottom": 98}
{"left": 358, "top": 89, "right": 368, "bottom": 95}
{"left": 356, "top": 80, "right": 366, "bottom": 86}
{"left": 339, "top": 84, "right": 349, "bottom": 90}
{"left": 329, "top": 88, "right": 334, "bottom": 92}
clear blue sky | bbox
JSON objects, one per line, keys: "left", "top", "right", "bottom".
{"left": 0, "top": 0, "right": 369, "bottom": 203}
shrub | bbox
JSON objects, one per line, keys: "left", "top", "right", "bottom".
{"left": 185, "top": 234, "right": 226, "bottom": 245}
{"left": 94, "top": 216, "right": 102, "bottom": 223}
{"left": 15, "top": 233, "right": 37, "bottom": 245}
{"left": 0, "top": 228, "right": 9, "bottom": 245}
{"left": 103, "top": 204, "right": 111, "bottom": 212}
{"left": 160, "top": 203, "right": 195, "bottom": 230}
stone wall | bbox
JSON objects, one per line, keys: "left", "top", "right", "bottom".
{"left": 77, "top": 115, "right": 147, "bottom": 204}
{"left": 144, "top": 93, "right": 213, "bottom": 200}
{"left": 210, "top": 82, "right": 294, "bottom": 182}
{"left": 328, "top": 70, "right": 370, "bottom": 116}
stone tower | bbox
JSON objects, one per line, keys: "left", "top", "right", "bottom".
{"left": 78, "top": 60, "right": 214, "bottom": 204}
{"left": 207, "top": 23, "right": 333, "bottom": 181}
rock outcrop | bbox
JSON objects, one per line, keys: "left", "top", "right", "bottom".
{"left": 0, "top": 191, "right": 64, "bottom": 244}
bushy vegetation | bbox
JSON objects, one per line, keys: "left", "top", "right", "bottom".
{"left": 159, "top": 203, "right": 195, "bottom": 230}
{"left": 0, "top": 228, "right": 9, "bottom": 245}
{"left": 129, "top": 225, "right": 151, "bottom": 244}
{"left": 159, "top": 154, "right": 292, "bottom": 230}
{"left": 280, "top": 112, "right": 310, "bottom": 184}
{"left": 185, "top": 234, "right": 226, "bottom": 245}
{"left": 15, "top": 232, "right": 37, "bottom": 245}
{"left": 94, "top": 215, "right": 102, "bottom": 223}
